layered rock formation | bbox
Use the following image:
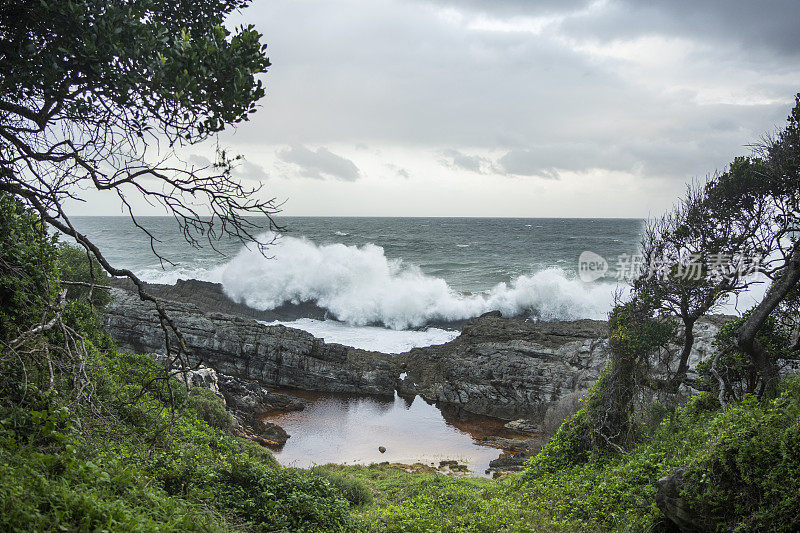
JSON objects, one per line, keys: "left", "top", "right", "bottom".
{"left": 106, "top": 289, "right": 400, "bottom": 397}
{"left": 397, "top": 313, "right": 609, "bottom": 420}
{"left": 105, "top": 287, "right": 725, "bottom": 423}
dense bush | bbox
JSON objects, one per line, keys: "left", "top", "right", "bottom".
{"left": 516, "top": 378, "right": 800, "bottom": 531}
{"left": 312, "top": 467, "right": 374, "bottom": 507}
{"left": 57, "top": 243, "right": 113, "bottom": 308}
{"left": 0, "top": 192, "right": 59, "bottom": 341}
{"left": 678, "top": 382, "right": 800, "bottom": 531}
{"left": 188, "top": 387, "right": 235, "bottom": 432}
{"left": 0, "top": 199, "right": 355, "bottom": 532}
{"left": 215, "top": 463, "right": 351, "bottom": 532}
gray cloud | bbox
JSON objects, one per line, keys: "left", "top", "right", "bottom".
{"left": 188, "top": 154, "right": 212, "bottom": 168}
{"left": 220, "top": 0, "right": 797, "bottom": 189}
{"left": 428, "top": 0, "right": 591, "bottom": 17}
{"left": 277, "top": 145, "right": 361, "bottom": 181}
{"left": 440, "top": 149, "right": 491, "bottom": 173}
{"left": 232, "top": 159, "right": 267, "bottom": 181}
{"left": 566, "top": 1, "right": 800, "bottom": 59}
{"left": 431, "top": 0, "right": 800, "bottom": 58}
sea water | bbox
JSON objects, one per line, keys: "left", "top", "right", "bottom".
{"left": 72, "top": 216, "right": 643, "bottom": 348}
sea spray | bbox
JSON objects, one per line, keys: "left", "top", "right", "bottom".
{"left": 219, "top": 233, "right": 621, "bottom": 329}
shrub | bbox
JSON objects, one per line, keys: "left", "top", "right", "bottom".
{"left": 214, "top": 462, "right": 352, "bottom": 532}
{"left": 0, "top": 192, "right": 59, "bottom": 341}
{"left": 57, "top": 243, "right": 113, "bottom": 308}
{"left": 312, "top": 467, "right": 374, "bottom": 507}
{"left": 188, "top": 387, "right": 234, "bottom": 432}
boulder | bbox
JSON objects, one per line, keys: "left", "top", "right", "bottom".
{"left": 656, "top": 466, "right": 713, "bottom": 532}
{"left": 503, "top": 419, "right": 541, "bottom": 434}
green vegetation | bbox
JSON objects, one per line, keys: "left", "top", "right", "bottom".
{"left": 304, "top": 378, "right": 799, "bottom": 532}
{"left": 1, "top": 0, "right": 798, "bottom": 527}
{"left": 1, "top": 143, "right": 799, "bottom": 530}
{"left": 0, "top": 195, "right": 354, "bottom": 532}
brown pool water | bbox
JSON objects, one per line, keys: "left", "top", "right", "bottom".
{"left": 263, "top": 391, "right": 520, "bottom": 476}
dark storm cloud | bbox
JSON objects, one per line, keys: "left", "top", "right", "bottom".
{"left": 427, "top": 0, "right": 591, "bottom": 16}
{"left": 277, "top": 145, "right": 361, "bottom": 181}
{"left": 571, "top": 0, "right": 800, "bottom": 58}
{"left": 434, "top": 0, "right": 800, "bottom": 58}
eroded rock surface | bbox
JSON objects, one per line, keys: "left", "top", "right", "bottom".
{"left": 656, "top": 466, "right": 713, "bottom": 532}
{"left": 105, "top": 287, "right": 725, "bottom": 424}
{"left": 106, "top": 289, "right": 400, "bottom": 397}
{"left": 397, "top": 314, "right": 610, "bottom": 420}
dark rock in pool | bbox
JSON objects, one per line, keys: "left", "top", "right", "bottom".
{"left": 503, "top": 419, "right": 541, "bottom": 434}
{"left": 488, "top": 452, "right": 531, "bottom": 472}
{"left": 238, "top": 420, "right": 290, "bottom": 448}
{"left": 217, "top": 374, "right": 306, "bottom": 415}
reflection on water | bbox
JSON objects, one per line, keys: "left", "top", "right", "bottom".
{"left": 263, "top": 391, "right": 515, "bottom": 476}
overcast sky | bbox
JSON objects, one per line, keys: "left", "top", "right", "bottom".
{"left": 80, "top": 0, "right": 800, "bottom": 218}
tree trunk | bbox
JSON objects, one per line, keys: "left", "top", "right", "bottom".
{"left": 736, "top": 241, "right": 800, "bottom": 396}
{"left": 670, "top": 319, "right": 696, "bottom": 394}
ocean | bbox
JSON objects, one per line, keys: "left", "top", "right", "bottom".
{"left": 73, "top": 216, "right": 643, "bottom": 351}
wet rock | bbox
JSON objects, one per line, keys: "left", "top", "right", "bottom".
{"left": 503, "top": 419, "right": 541, "bottom": 434}
{"left": 488, "top": 452, "right": 531, "bottom": 472}
{"left": 437, "top": 460, "right": 470, "bottom": 476}
{"left": 109, "top": 278, "right": 330, "bottom": 322}
{"left": 477, "top": 436, "right": 544, "bottom": 454}
{"left": 236, "top": 420, "right": 290, "bottom": 448}
{"left": 217, "top": 374, "right": 306, "bottom": 415}
{"left": 106, "top": 289, "right": 400, "bottom": 397}
{"left": 397, "top": 315, "right": 610, "bottom": 420}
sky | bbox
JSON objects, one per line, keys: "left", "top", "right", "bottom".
{"left": 76, "top": 0, "right": 800, "bottom": 218}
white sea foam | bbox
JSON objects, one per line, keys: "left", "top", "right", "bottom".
{"left": 134, "top": 265, "right": 225, "bottom": 286}
{"left": 262, "top": 318, "right": 459, "bottom": 353}
{"left": 218, "top": 233, "right": 621, "bottom": 329}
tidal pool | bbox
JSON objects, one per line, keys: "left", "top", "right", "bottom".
{"left": 263, "top": 391, "right": 520, "bottom": 476}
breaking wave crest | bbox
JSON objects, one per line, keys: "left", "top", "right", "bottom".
{"left": 217, "top": 234, "right": 620, "bottom": 329}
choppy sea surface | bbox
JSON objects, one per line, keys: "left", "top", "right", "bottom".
{"left": 72, "top": 216, "right": 643, "bottom": 349}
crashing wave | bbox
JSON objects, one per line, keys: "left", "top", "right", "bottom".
{"left": 216, "top": 233, "right": 621, "bottom": 329}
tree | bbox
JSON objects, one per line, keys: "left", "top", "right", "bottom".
{"left": 0, "top": 0, "right": 280, "bottom": 364}
{"left": 729, "top": 97, "right": 800, "bottom": 394}
{"left": 634, "top": 157, "right": 772, "bottom": 394}
{"left": 587, "top": 95, "right": 800, "bottom": 450}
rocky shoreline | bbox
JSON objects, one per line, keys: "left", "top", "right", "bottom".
{"left": 104, "top": 280, "right": 724, "bottom": 474}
